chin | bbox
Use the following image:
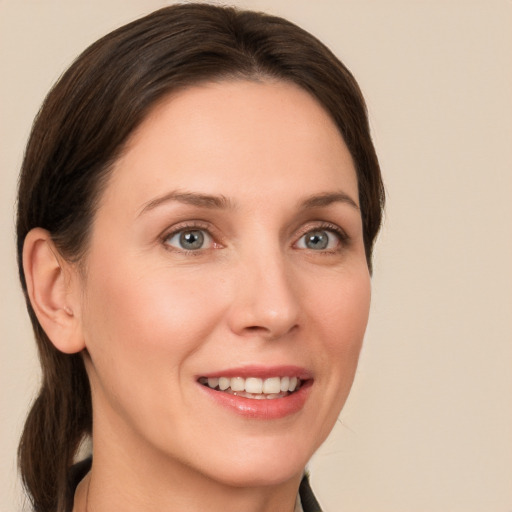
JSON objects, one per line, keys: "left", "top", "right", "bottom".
{"left": 193, "top": 437, "right": 314, "bottom": 489}
{"left": 208, "top": 462, "right": 305, "bottom": 489}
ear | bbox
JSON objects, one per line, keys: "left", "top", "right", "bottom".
{"left": 23, "top": 228, "right": 85, "bottom": 354}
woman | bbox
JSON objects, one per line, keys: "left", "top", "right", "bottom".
{"left": 17, "top": 4, "right": 384, "bottom": 512}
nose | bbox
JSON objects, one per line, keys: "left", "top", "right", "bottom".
{"left": 227, "top": 249, "right": 300, "bottom": 340}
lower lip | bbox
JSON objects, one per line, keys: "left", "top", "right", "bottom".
{"left": 198, "top": 380, "right": 313, "bottom": 419}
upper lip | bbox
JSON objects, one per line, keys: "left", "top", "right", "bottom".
{"left": 198, "top": 365, "right": 312, "bottom": 380}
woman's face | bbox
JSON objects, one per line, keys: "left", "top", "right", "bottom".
{"left": 78, "top": 80, "right": 371, "bottom": 486}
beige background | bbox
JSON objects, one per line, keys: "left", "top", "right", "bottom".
{"left": 1, "top": 1, "right": 511, "bottom": 511}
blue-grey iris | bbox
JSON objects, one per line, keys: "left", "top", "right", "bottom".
{"left": 180, "top": 230, "right": 204, "bottom": 250}
{"left": 305, "top": 230, "right": 329, "bottom": 250}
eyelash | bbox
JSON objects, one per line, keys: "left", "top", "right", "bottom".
{"left": 294, "top": 222, "right": 349, "bottom": 253}
{"left": 161, "top": 221, "right": 219, "bottom": 255}
{"left": 161, "top": 221, "right": 349, "bottom": 254}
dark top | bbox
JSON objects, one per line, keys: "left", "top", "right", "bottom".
{"left": 68, "top": 457, "right": 323, "bottom": 512}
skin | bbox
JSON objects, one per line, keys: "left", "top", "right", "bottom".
{"left": 28, "top": 80, "right": 371, "bottom": 512}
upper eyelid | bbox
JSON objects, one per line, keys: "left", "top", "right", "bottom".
{"left": 161, "top": 220, "right": 216, "bottom": 239}
{"left": 294, "top": 221, "right": 348, "bottom": 240}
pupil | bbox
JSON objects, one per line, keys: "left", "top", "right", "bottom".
{"left": 180, "top": 230, "right": 204, "bottom": 250}
{"left": 306, "top": 231, "right": 328, "bottom": 250}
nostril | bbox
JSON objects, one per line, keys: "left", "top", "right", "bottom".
{"left": 242, "top": 325, "right": 274, "bottom": 337}
{"left": 242, "top": 323, "right": 298, "bottom": 339}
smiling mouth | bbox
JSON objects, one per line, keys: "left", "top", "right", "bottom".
{"left": 198, "top": 376, "right": 303, "bottom": 400}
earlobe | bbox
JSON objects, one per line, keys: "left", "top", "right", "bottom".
{"left": 23, "top": 228, "right": 85, "bottom": 354}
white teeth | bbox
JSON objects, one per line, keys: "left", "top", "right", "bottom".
{"left": 230, "top": 377, "right": 245, "bottom": 392}
{"left": 245, "top": 377, "right": 263, "bottom": 394}
{"left": 207, "top": 377, "right": 219, "bottom": 389}
{"left": 218, "top": 377, "right": 230, "bottom": 391}
{"left": 202, "top": 375, "right": 302, "bottom": 396}
{"left": 263, "top": 377, "right": 281, "bottom": 394}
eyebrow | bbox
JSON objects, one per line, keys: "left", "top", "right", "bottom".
{"left": 138, "top": 190, "right": 235, "bottom": 216}
{"left": 138, "top": 189, "right": 359, "bottom": 217}
{"left": 299, "top": 191, "right": 359, "bottom": 211}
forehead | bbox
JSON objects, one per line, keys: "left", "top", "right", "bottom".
{"left": 102, "top": 79, "right": 358, "bottom": 215}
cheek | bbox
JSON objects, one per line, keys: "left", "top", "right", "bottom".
{"left": 290, "top": 266, "right": 371, "bottom": 454}
{"left": 308, "top": 266, "right": 371, "bottom": 395}
{"left": 79, "top": 257, "right": 230, "bottom": 439}
{"left": 313, "top": 266, "right": 371, "bottom": 348}
{"left": 82, "top": 262, "right": 226, "bottom": 361}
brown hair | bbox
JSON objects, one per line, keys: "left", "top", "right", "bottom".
{"left": 16, "top": 4, "right": 384, "bottom": 511}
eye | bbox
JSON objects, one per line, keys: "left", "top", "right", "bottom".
{"left": 296, "top": 228, "right": 342, "bottom": 251}
{"left": 165, "top": 228, "right": 213, "bottom": 251}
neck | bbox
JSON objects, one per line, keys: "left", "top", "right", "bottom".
{"left": 76, "top": 459, "right": 301, "bottom": 512}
